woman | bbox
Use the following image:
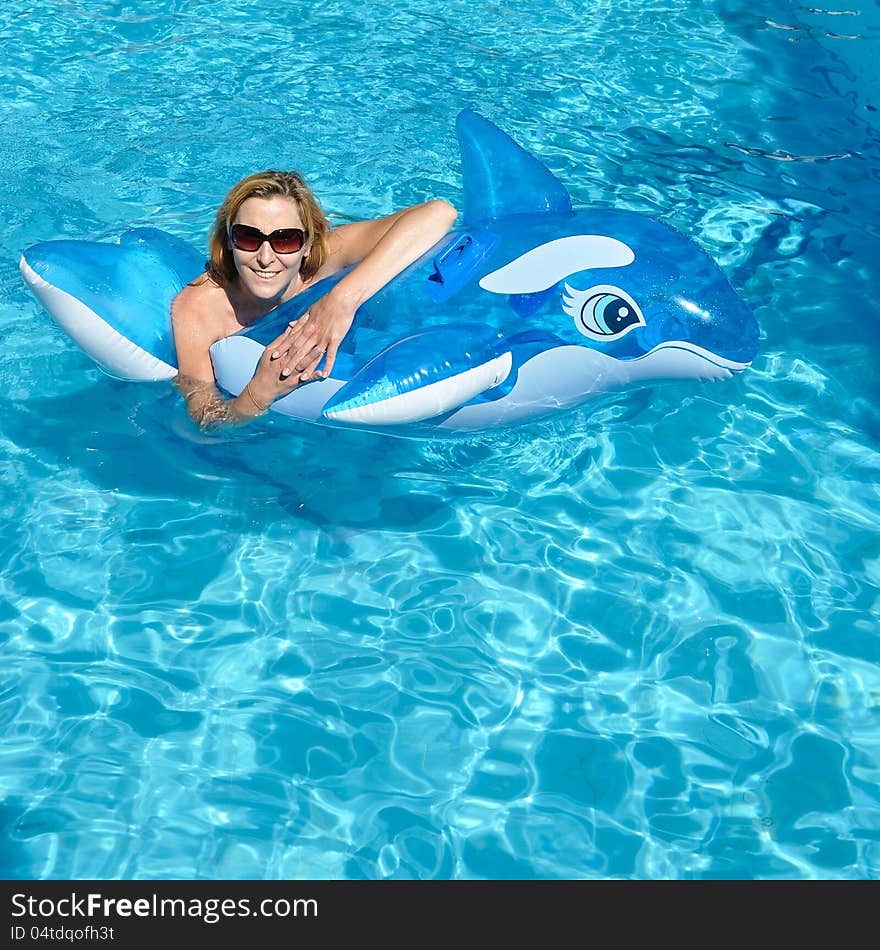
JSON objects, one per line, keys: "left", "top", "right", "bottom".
{"left": 172, "top": 170, "right": 457, "bottom": 429}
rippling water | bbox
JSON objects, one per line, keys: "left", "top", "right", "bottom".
{"left": 1, "top": 0, "right": 878, "bottom": 879}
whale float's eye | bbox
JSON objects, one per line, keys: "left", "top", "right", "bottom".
{"left": 562, "top": 284, "right": 645, "bottom": 341}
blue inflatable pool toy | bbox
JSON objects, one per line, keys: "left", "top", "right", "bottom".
{"left": 20, "top": 111, "right": 758, "bottom": 436}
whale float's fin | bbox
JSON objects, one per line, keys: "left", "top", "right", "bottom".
{"left": 456, "top": 110, "right": 572, "bottom": 226}
{"left": 322, "top": 324, "right": 512, "bottom": 426}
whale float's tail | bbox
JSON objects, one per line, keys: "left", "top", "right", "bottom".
{"left": 19, "top": 229, "right": 202, "bottom": 381}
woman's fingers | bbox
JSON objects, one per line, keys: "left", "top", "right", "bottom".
{"left": 298, "top": 345, "right": 327, "bottom": 382}
{"left": 264, "top": 312, "right": 338, "bottom": 384}
{"left": 319, "top": 340, "right": 340, "bottom": 379}
{"left": 268, "top": 314, "right": 316, "bottom": 359}
{"left": 267, "top": 324, "right": 294, "bottom": 359}
{"left": 299, "top": 342, "right": 328, "bottom": 379}
{"left": 277, "top": 342, "right": 325, "bottom": 382}
{"left": 285, "top": 313, "right": 316, "bottom": 348}
{"left": 287, "top": 327, "right": 326, "bottom": 368}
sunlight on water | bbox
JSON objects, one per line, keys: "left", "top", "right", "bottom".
{"left": 0, "top": 0, "right": 878, "bottom": 880}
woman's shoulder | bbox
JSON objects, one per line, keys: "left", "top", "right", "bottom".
{"left": 173, "top": 277, "right": 230, "bottom": 323}
{"left": 171, "top": 277, "right": 239, "bottom": 352}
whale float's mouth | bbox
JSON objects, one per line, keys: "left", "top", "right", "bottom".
{"left": 504, "top": 339, "right": 750, "bottom": 399}
{"left": 436, "top": 339, "right": 752, "bottom": 431}
{"left": 634, "top": 340, "right": 751, "bottom": 376}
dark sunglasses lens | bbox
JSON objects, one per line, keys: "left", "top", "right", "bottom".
{"left": 230, "top": 225, "right": 262, "bottom": 252}
{"left": 270, "top": 229, "right": 304, "bottom": 253}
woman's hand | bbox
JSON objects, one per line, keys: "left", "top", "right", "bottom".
{"left": 285, "top": 289, "right": 357, "bottom": 382}
{"left": 247, "top": 323, "right": 327, "bottom": 407}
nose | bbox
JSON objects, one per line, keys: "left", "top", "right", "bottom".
{"left": 255, "top": 240, "right": 277, "bottom": 266}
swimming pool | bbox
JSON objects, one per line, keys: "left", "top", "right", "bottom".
{"left": 1, "top": 0, "right": 878, "bottom": 880}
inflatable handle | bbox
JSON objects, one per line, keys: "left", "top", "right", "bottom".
{"left": 425, "top": 230, "right": 500, "bottom": 302}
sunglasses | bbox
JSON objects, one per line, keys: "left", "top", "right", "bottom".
{"left": 229, "top": 223, "right": 306, "bottom": 254}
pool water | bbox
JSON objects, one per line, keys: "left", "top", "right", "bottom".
{"left": 1, "top": 0, "right": 879, "bottom": 880}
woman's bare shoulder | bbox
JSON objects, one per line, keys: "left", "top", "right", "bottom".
{"left": 173, "top": 279, "right": 227, "bottom": 319}
{"left": 173, "top": 279, "right": 235, "bottom": 335}
{"left": 172, "top": 279, "right": 237, "bottom": 381}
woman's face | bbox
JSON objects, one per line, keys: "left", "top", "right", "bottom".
{"left": 230, "top": 195, "right": 311, "bottom": 304}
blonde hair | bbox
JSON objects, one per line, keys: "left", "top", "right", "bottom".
{"left": 201, "top": 170, "right": 329, "bottom": 286}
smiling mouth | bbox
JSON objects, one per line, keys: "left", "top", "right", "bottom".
{"left": 251, "top": 268, "right": 280, "bottom": 280}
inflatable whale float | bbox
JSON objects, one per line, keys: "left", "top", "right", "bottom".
{"left": 20, "top": 110, "right": 759, "bottom": 436}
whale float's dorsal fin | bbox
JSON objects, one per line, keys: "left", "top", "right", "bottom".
{"left": 456, "top": 110, "right": 572, "bottom": 226}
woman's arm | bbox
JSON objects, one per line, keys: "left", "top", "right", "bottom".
{"left": 171, "top": 285, "right": 253, "bottom": 429}
{"left": 172, "top": 371, "right": 261, "bottom": 429}
{"left": 171, "top": 285, "right": 316, "bottom": 430}
{"left": 288, "top": 200, "right": 458, "bottom": 380}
